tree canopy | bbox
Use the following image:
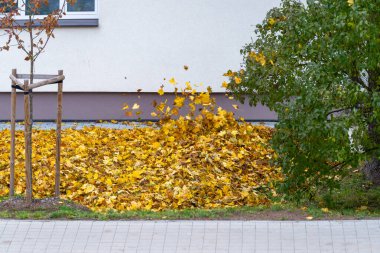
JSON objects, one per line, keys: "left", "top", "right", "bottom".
{"left": 226, "top": 0, "right": 380, "bottom": 198}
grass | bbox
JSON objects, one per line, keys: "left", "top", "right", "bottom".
{"left": 0, "top": 205, "right": 277, "bottom": 220}
{"left": 1, "top": 201, "right": 380, "bottom": 221}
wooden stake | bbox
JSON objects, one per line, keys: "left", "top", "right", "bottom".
{"left": 24, "top": 80, "right": 32, "bottom": 204}
{"left": 28, "top": 75, "right": 65, "bottom": 90}
{"left": 10, "top": 69, "right": 17, "bottom": 197}
{"left": 9, "top": 74, "right": 24, "bottom": 88}
{"left": 55, "top": 70, "right": 63, "bottom": 198}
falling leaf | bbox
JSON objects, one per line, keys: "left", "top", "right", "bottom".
{"left": 169, "top": 78, "right": 177, "bottom": 85}
{"left": 174, "top": 97, "right": 186, "bottom": 108}
{"left": 158, "top": 87, "right": 165, "bottom": 96}
{"left": 232, "top": 104, "right": 239, "bottom": 110}
{"left": 132, "top": 103, "right": 140, "bottom": 110}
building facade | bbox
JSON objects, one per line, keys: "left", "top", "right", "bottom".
{"left": 0, "top": 0, "right": 280, "bottom": 121}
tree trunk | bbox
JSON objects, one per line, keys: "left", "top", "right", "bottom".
{"left": 29, "top": 14, "right": 34, "bottom": 126}
{"left": 363, "top": 158, "right": 380, "bottom": 185}
{"left": 28, "top": 15, "right": 34, "bottom": 195}
{"left": 363, "top": 70, "right": 380, "bottom": 185}
{"left": 364, "top": 121, "right": 380, "bottom": 185}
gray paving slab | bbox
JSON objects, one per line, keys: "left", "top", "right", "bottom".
{"left": 0, "top": 220, "right": 379, "bottom": 253}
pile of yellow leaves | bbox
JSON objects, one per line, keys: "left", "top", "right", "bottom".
{"left": 0, "top": 81, "right": 282, "bottom": 212}
{"left": 0, "top": 112, "right": 281, "bottom": 212}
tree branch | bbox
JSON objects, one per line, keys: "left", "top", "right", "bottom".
{"left": 342, "top": 71, "right": 370, "bottom": 92}
{"left": 326, "top": 107, "right": 353, "bottom": 117}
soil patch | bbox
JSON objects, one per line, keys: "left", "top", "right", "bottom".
{"left": 0, "top": 197, "right": 90, "bottom": 212}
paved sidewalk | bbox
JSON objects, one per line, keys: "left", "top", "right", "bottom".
{"left": 0, "top": 220, "right": 379, "bottom": 253}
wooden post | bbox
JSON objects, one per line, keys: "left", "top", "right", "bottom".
{"left": 55, "top": 70, "right": 63, "bottom": 198}
{"left": 24, "top": 80, "right": 32, "bottom": 204}
{"left": 10, "top": 69, "right": 17, "bottom": 197}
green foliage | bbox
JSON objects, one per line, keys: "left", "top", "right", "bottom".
{"left": 227, "top": 0, "right": 380, "bottom": 199}
{"left": 317, "top": 171, "right": 380, "bottom": 210}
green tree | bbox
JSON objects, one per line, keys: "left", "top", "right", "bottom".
{"left": 226, "top": 0, "right": 380, "bottom": 198}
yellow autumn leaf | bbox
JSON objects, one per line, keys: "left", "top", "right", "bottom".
{"left": 223, "top": 70, "right": 235, "bottom": 77}
{"left": 158, "top": 87, "right": 165, "bottom": 96}
{"left": 132, "top": 103, "right": 140, "bottom": 110}
{"left": 82, "top": 183, "right": 96, "bottom": 194}
{"left": 185, "top": 81, "right": 192, "bottom": 90}
{"left": 152, "top": 142, "right": 161, "bottom": 149}
{"left": 169, "top": 78, "right": 177, "bottom": 85}
{"left": 196, "top": 93, "right": 211, "bottom": 105}
{"left": 174, "top": 97, "right": 185, "bottom": 108}
{"left": 347, "top": 0, "right": 354, "bottom": 6}
{"left": 268, "top": 18, "right": 276, "bottom": 26}
{"left": 106, "top": 178, "right": 113, "bottom": 186}
{"left": 234, "top": 77, "right": 242, "bottom": 84}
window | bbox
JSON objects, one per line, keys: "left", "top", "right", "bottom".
{"left": 2, "top": 0, "right": 98, "bottom": 26}
{"left": 26, "top": 0, "right": 60, "bottom": 15}
{"left": 0, "top": 0, "right": 18, "bottom": 12}
{"left": 68, "top": 0, "right": 95, "bottom": 12}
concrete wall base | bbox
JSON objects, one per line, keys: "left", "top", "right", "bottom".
{"left": 0, "top": 92, "right": 277, "bottom": 121}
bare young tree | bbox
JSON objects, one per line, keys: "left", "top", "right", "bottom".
{"left": 1, "top": 0, "right": 76, "bottom": 203}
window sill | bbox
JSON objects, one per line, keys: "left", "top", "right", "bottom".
{"left": 14, "top": 19, "right": 99, "bottom": 27}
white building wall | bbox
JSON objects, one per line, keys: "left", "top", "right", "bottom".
{"left": 0, "top": 0, "right": 281, "bottom": 92}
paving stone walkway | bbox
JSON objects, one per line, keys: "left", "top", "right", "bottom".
{"left": 0, "top": 220, "right": 379, "bottom": 253}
